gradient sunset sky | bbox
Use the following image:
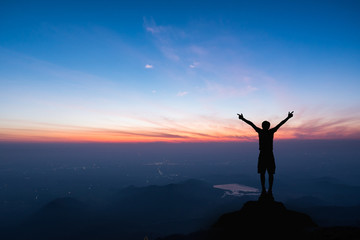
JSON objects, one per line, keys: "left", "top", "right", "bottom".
{"left": 1, "top": 0, "right": 359, "bottom": 142}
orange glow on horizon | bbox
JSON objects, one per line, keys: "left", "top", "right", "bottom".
{"left": 0, "top": 128, "right": 254, "bottom": 143}
{"left": 1, "top": 115, "right": 360, "bottom": 143}
{"left": 1, "top": 124, "right": 359, "bottom": 143}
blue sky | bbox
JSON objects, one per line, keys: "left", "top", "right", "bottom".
{"left": 0, "top": 0, "right": 359, "bottom": 142}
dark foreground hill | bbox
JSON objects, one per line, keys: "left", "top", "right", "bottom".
{"left": 5, "top": 179, "right": 254, "bottom": 240}
{"left": 4, "top": 179, "right": 360, "bottom": 240}
{"left": 158, "top": 198, "right": 360, "bottom": 240}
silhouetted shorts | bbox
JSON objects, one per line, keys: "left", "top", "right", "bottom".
{"left": 258, "top": 151, "right": 276, "bottom": 174}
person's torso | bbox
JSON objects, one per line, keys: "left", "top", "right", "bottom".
{"left": 258, "top": 130, "right": 274, "bottom": 151}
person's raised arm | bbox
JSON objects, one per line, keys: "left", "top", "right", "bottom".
{"left": 272, "top": 111, "right": 294, "bottom": 132}
{"left": 237, "top": 113, "right": 261, "bottom": 132}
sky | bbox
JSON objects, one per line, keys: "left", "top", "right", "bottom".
{"left": 0, "top": 0, "right": 359, "bottom": 142}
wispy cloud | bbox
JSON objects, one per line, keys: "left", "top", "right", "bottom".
{"left": 189, "top": 45, "right": 207, "bottom": 56}
{"left": 144, "top": 17, "right": 167, "bottom": 35}
{"left": 145, "top": 64, "right": 153, "bottom": 69}
{"left": 177, "top": 91, "right": 189, "bottom": 97}
{"left": 143, "top": 18, "right": 184, "bottom": 62}
{"left": 160, "top": 47, "right": 180, "bottom": 61}
{"left": 189, "top": 61, "right": 200, "bottom": 69}
{"left": 286, "top": 116, "right": 360, "bottom": 139}
{"left": 145, "top": 26, "right": 162, "bottom": 34}
{"left": 203, "top": 81, "right": 257, "bottom": 97}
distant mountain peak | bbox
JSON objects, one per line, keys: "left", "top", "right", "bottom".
{"left": 43, "top": 197, "right": 84, "bottom": 210}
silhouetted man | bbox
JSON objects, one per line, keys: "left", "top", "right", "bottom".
{"left": 237, "top": 111, "right": 294, "bottom": 199}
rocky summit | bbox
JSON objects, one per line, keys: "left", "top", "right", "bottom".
{"left": 158, "top": 198, "right": 318, "bottom": 240}
{"left": 212, "top": 199, "right": 317, "bottom": 239}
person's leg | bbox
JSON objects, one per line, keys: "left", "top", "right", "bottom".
{"left": 268, "top": 173, "right": 274, "bottom": 193}
{"left": 260, "top": 173, "right": 266, "bottom": 193}
{"left": 268, "top": 152, "right": 275, "bottom": 194}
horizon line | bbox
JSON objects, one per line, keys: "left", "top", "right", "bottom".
{"left": 1, "top": 137, "right": 359, "bottom": 144}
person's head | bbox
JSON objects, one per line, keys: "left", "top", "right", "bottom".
{"left": 262, "top": 121, "right": 270, "bottom": 130}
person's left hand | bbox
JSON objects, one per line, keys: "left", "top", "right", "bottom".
{"left": 288, "top": 111, "right": 294, "bottom": 118}
{"left": 238, "top": 113, "right": 244, "bottom": 120}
